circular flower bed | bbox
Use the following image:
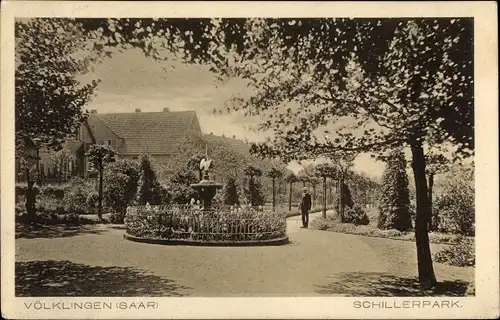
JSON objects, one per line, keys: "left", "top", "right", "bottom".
{"left": 124, "top": 204, "right": 288, "bottom": 245}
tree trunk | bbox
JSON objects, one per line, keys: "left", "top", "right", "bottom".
{"left": 322, "top": 176, "right": 327, "bottom": 218}
{"left": 312, "top": 185, "right": 316, "bottom": 207}
{"left": 340, "top": 172, "right": 344, "bottom": 222}
{"left": 272, "top": 178, "right": 276, "bottom": 212}
{"left": 328, "top": 184, "right": 332, "bottom": 205}
{"left": 410, "top": 141, "right": 437, "bottom": 289}
{"left": 249, "top": 176, "right": 254, "bottom": 207}
{"left": 98, "top": 164, "right": 103, "bottom": 220}
{"left": 36, "top": 148, "right": 41, "bottom": 185}
{"left": 25, "top": 167, "right": 36, "bottom": 221}
{"left": 288, "top": 182, "right": 293, "bottom": 212}
{"left": 428, "top": 173, "right": 435, "bottom": 231}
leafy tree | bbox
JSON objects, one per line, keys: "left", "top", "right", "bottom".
{"left": 15, "top": 18, "right": 100, "bottom": 220}
{"left": 137, "top": 154, "right": 167, "bottom": 205}
{"left": 224, "top": 177, "right": 240, "bottom": 206}
{"left": 86, "top": 144, "right": 116, "bottom": 218}
{"left": 284, "top": 172, "right": 299, "bottom": 212}
{"left": 103, "top": 159, "right": 141, "bottom": 223}
{"left": 348, "top": 171, "right": 380, "bottom": 208}
{"left": 378, "top": 150, "right": 412, "bottom": 232}
{"left": 314, "top": 163, "right": 338, "bottom": 218}
{"left": 297, "top": 170, "right": 310, "bottom": 188}
{"left": 50, "top": 148, "right": 73, "bottom": 181}
{"left": 193, "top": 18, "right": 472, "bottom": 288}
{"left": 267, "top": 166, "right": 284, "bottom": 211}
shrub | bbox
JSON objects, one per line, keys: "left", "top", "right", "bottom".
{"left": 104, "top": 160, "right": 141, "bottom": 223}
{"left": 40, "top": 184, "right": 68, "bottom": 199}
{"left": 63, "top": 183, "right": 90, "bottom": 215}
{"left": 377, "top": 150, "right": 412, "bottom": 231}
{"left": 15, "top": 183, "right": 39, "bottom": 197}
{"left": 434, "top": 180, "right": 474, "bottom": 236}
{"left": 168, "top": 168, "right": 197, "bottom": 204}
{"left": 343, "top": 204, "right": 370, "bottom": 225}
{"left": 434, "top": 237, "right": 475, "bottom": 267}
{"left": 86, "top": 191, "right": 99, "bottom": 214}
{"left": 168, "top": 183, "right": 193, "bottom": 205}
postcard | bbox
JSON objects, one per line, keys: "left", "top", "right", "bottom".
{"left": 1, "top": 1, "right": 498, "bottom": 319}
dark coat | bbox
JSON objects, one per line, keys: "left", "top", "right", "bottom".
{"left": 300, "top": 193, "right": 312, "bottom": 212}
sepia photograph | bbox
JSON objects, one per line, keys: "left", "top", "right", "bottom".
{"left": 1, "top": 1, "right": 498, "bottom": 319}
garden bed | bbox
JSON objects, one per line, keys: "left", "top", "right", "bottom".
{"left": 124, "top": 205, "right": 288, "bottom": 245}
{"left": 310, "top": 218, "right": 471, "bottom": 245}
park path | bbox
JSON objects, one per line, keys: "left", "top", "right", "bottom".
{"left": 15, "top": 211, "right": 474, "bottom": 297}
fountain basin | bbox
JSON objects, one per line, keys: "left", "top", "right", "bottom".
{"left": 123, "top": 205, "right": 289, "bottom": 246}
{"left": 190, "top": 180, "right": 223, "bottom": 212}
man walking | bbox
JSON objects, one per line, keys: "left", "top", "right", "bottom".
{"left": 300, "top": 187, "right": 312, "bottom": 228}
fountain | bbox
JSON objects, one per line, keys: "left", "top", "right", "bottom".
{"left": 123, "top": 150, "right": 288, "bottom": 246}
{"left": 190, "top": 156, "right": 223, "bottom": 211}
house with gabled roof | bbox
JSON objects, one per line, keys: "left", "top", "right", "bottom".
{"left": 38, "top": 108, "right": 202, "bottom": 179}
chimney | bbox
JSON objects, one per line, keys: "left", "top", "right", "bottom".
{"left": 210, "top": 132, "right": 213, "bottom": 135}
{"left": 222, "top": 133, "right": 225, "bottom": 138}
{"left": 232, "top": 135, "right": 236, "bottom": 139}
{"left": 135, "top": 108, "right": 141, "bottom": 113}
{"left": 163, "top": 108, "right": 170, "bottom": 112}
{"left": 90, "top": 109, "right": 97, "bottom": 114}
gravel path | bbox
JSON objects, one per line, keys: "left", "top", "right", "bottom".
{"left": 15, "top": 211, "right": 474, "bottom": 297}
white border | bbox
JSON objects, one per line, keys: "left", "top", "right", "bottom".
{"left": 1, "top": 1, "right": 498, "bottom": 319}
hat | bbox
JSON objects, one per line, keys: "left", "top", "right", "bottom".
{"left": 303, "top": 187, "right": 308, "bottom": 191}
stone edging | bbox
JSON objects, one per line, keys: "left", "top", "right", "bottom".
{"left": 123, "top": 233, "right": 290, "bottom": 247}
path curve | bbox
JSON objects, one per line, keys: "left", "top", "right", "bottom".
{"left": 15, "top": 211, "right": 473, "bottom": 296}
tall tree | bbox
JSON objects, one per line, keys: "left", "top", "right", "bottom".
{"left": 284, "top": 172, "right": 299, "bottom": 212}
{"left": 267, "top": 166, "right": 284, "bottom": 211}
{"left": 86, "top": 144, "right": 116, "bottom": 219}
{"left": 314, "top": 163, "right": 338, "bottom": 218}
{"left": 201, "top": 18, "right": 472, "bottom": 289}
{"left": 15, "top": 18, "right": 100, "bottom": 219}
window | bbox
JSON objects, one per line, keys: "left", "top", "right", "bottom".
{"left": 103, "top": 140, "right": 112, "bottom": 146}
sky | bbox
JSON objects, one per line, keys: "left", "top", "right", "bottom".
{"left": 78, "top": 48, "right": 386, "bottom": 178}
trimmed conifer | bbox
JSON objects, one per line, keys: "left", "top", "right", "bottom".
{"left": 377, "top": 150, "right": 413, "bottom": 231}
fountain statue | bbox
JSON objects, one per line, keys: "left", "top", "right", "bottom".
{"left": 190, "top": 155, "right": 223, "bottom": 211}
